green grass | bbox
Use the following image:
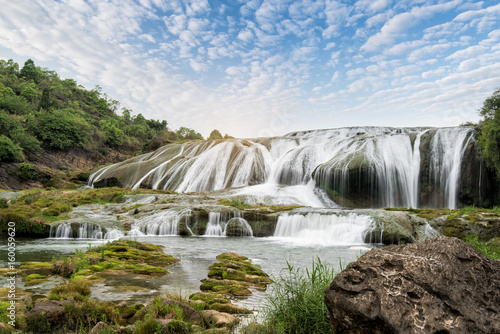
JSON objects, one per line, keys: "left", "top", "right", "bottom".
{"left": 465, "top": 235, "right": 500, "bottom": 259}
{"left": 259, "top": 258, "right": 336, "bottom": 334}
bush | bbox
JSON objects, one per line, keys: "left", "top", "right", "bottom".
{"left": 17, "top": 162, "right": 40, "bottom": 181}
{"left": 37, "top": 109, "right": 91, "bottom": 150}
{"left": 261, "top": 259, "right": 336, "bottom": 334}
{"left": 44, "top": 203, "right": 72, "bottom": 216}
{"left": 0, "top": 94, "right": 32, "bottom": 114}
{"left": 0, "top": 198, "right": 7, "bottom": 208}
{"left": 0, "top": 135, "right": 23, "bottom": 162}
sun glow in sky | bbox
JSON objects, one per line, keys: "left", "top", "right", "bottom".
{"left": 0, "top": 0, "right": 499, "bottom": 138}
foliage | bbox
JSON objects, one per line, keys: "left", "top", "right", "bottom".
{"left": 260, "top": 258, "right": 336, "bottom": 334}
{"left": 0, "top": 134, "right": 23, "bottom": 162}
{"left": 208, "top": 129, "right": 223, "bottom": 140}
{"left": 37, "top": 108, "right": 91, "bottom": 149}
{"left": 0, "top": 58, "right": 203, "bottom": 162}
{"left": 477, "top": 88, "right": 500, "bottom": 176}
{"left": 0, "top": 198, "right": 7, "bottom": 208}
{"left": 17, "top": 162, "right": 40, "bottom": 181}
{"left": 176, "top": 126, "right": 204, "bottom": 141}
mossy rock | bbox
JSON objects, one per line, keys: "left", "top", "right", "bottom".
{"left": 25, "top": 273, "right": 46, "bottom": 281}
{"left": 200, "top": 279, "right": 252, "bottom": 297}
{"left": 216, "top": 252, "right": 248, "bottom": 262}
{"left": 487, "top": 237, "right": 500, "bottom": 247}
{"left": 19, "top": 262, "right": 53, "bottom": 275}
{"left": 210, "top": 302, "right": 253, "bottom": 314}
{"left": 189, "top": 292, "right": 229, "bottom": 305}
{"left": 443, "top": 217, "right": 470, "bottom": 239}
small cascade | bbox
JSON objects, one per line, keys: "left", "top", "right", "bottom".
{"left": 78, "top": 223, "right": 102, "bottom": 239}
{"left": 131, "top": 209, "right": 191, "bottom": 236}
{"left": 273, "top": 211, "right": 373, "bottom": 245}
{"left": 225, "top": 217, "right": 253, "bottom": 237}
{"left": 204, "top": 212, "right": 225, "bottom": 237}
{"left": 50, "top": 223, "right": 73, "bottom": 238}
{"left": 50, "top": 223, "right": 123, "bottom": 240}
{"left": 203, "top": 212, "right": 249, "bottom": 237}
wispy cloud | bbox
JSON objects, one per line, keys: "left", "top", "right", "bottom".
{"left": 0, "top": 0, "right": 498, "bottom": 138}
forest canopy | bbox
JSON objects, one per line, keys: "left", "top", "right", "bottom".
{"left": 0, "top": 59, "right": 223, "bottom": 163}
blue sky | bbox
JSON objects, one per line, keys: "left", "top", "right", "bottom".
{"left": 0, "top": 0, "right": 499, "bottom": 138}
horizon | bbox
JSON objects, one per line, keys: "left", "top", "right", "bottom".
{"left": 1, "top": 0, "right": 498, "bottom": 138}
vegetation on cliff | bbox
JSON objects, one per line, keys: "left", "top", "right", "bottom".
{"left": 477, "top": 88, "right": 500, "bottom": 177}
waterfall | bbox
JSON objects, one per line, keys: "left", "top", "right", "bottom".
{"left": 88, "top": 126, "right": 475, "bottom": 209}
{"left": 225, "top": 217, "right": 253, "bottom": 237}
{"left": 50, "top": 223, "right": 73, "bottom": 238}
{"left": 131, "top": 209, "right": 191, "bottom": 236}
{"left": 273, "top": 211, "right": 373, "bottom": 246}
{"left": 203, "top": 212, "right": 252, "bottom": 237}
{"left": 429, "top": 127, "right": 474, "bottom": 209}
{"left": 50, "top": 223, "right": 123, "bottom": 239}
{"left": 205, "top": 212, "right": 225, "bottom": 237}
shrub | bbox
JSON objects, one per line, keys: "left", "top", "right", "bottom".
{"left": 17, "top": 162, "right": 40, "bottom": 181}
{"left": 44, "top": 203, "right": 72, "bottom": 216}
{"left": 37, "top": 108, "right": 91, "bottom": 150}
{"left": 0, "top": 198, "right": 7, "bottom": 208}
{"left": 0, "top": 135, "right": 23, "bottom": 162}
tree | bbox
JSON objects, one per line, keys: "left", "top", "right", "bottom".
{"left": 20, "top": 83, "right": 39, "bottom": 102}
{"left": 20, "top": 59, "right": 42, "bottom": 83}
{"left": 99, "top": 120, "right": 124, "bottom": 147}
{"left": 208, "top": 129, "right": 223, "bottom": 140}
{"left": 176, "top": 127, "right": 204, "bottom": 141}
{"left": 38, "top": 87, "right": 51, "bottom": 110}
{"left": 37, "top": 109, "right": 91, "bottom": 150}
{"left": 477, "top": 88, "right": 500, "bottom": 176}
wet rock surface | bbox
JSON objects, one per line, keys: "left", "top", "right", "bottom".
{"left": 325, "top": 236, "right": 500, "bottom": 334}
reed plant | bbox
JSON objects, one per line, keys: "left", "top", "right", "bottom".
{"left": 258, "top": 258, "right": 336, "bottom": 334}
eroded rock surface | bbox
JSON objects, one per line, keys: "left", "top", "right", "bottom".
{"left": 325, "top": 236, "right": 500, "bottom": 334}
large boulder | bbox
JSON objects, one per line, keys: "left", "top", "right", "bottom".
{"left": 325, "top": 236, "right": 500, "bottom": 334}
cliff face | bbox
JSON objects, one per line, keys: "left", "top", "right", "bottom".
{"left": 0, "top": 148, "right": 129, "bottom": 190}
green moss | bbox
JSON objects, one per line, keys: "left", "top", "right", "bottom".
{"left": 24, "top": 273, "right": 46, "bottom": 281}
{"left": 20, "top": 261, "right": 52, "bottom": 269}
{"left": 218, "top": 199, "right": 252, "bottom": 210}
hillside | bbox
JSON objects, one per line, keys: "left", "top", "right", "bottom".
{"left": 0, "top": 59, "right": 207, "bottom": 190}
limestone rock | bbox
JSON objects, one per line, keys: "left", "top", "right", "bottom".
{"left": 325, "top": 236, "right": 500, "bottom": 334}
{"left": 89, "top": 321, "right": 110, "bottom": 334}
{"left": 201, "top": 310, "right": 239, "bottom": 328}
{"left": 25, "top": 300, "right": 65, "bottom": 330}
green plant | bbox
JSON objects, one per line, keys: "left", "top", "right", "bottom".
{"left": 260, "top": 258, "right": 336, "bottom": 334}
{"left": 0, "top": 134, "right": 23, "bottom": 162}
{"left": 465, "top": 235, "right": 500, "bottom": 259}
{"left": 0, "top": 198, "right": 7, "bottom": 208}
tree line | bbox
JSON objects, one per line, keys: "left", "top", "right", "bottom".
{"left": 0, "top": 59, "right": 231, "bottom": 163}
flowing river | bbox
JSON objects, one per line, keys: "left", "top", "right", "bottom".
{"left": 1, "top": 235, "right": 372, "bottom": 308}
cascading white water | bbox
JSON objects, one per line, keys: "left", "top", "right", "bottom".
{"left": 205, "top": 212, "right": 225, "bottom": 237}
{"left": 89, "top": 127, "right": 475, "bottom": 209}
{"left": 50, "top": 223, "right": 73, "bottom": 238}
{"left": 273, "top": 211, "right": 373, "bottom": 246}
{"left": 131, "top": 209, "right": 191, "bottom": 235}
{"left": 50, "top": 223, "right": 123, "bottom": 239}
{"left": 225, "top": 217, "right": 253, "bottom": 237}
{"left": 429, "top": 127, "right": 474, "bottom": 209}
